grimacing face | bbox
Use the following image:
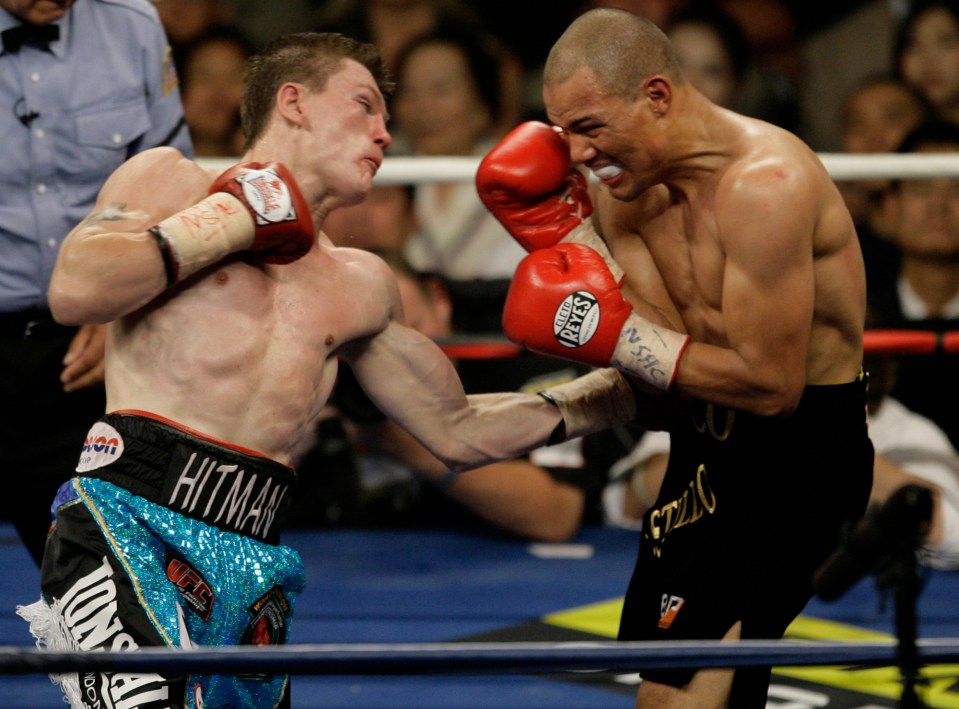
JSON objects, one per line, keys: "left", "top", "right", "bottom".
{"left": 545, "top": 67, "right": 659, "bottom": 202}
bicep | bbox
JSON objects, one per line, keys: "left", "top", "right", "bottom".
{"left": 341, "top": 321, "right": 469, "bottom": 448}
{"left": 50, "top": 152, "right": 192, "bottom": 322}
{"left": 719, "top": 183, "right": 814, "bottom": 381}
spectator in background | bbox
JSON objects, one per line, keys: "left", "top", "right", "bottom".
{"left": 323, "top": 184, "right": 418, "bottom": 253}
{"left": 664, "top": 6, "right": 751, "bottom": 110}
{"left": 231, "top": 0, "right": 318, "bottom": 49}
{"left": 0, "top": 0, "right": 192, "bottom": 567}
{"left": 720, "top": 0, "right": 803, "bottom": 133}
{"left": 839, "top": 73, "right": 930, "bottom": 286}
{"left": 180, "top": 25, "right": 254, "bottom": 158}
{"left": 315, "top": 0, "right": 524, "bottom": 134}
{"left": 391, "top": 29, "right": 527, "bottom": 331}
{"left": 865, "top": 334, "right": 959, "bottom": 570}
{"left": 152, "top": 0, "right": 234, "bottom": 73}
{"left": 895, "top": 0, "right": 959, "bottom": 126}
{"left": 869, "top": 120, "right": 959, "bottom": 450}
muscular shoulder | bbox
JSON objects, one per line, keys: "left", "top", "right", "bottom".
{"left": 95, "top": 148, "right": 211, "bottom": 224}
{"left": 327, "top": 245, "right": 400, "bottom": 323}
{"left": 102, "top": 148, "right": 205, "bottom": 192}
{"left": 723, "top": 123, "right": 824, "bottom": 202}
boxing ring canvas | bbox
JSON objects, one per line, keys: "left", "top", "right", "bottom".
{"left": 0, "top": 523, "right": 957, "bottom": 708}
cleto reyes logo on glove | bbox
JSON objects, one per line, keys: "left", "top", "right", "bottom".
{"left": 234, "top": 167, "right": 298, "bottom": 226}
{"left": 553, "top": 290, "right": 600, "bottom": 348}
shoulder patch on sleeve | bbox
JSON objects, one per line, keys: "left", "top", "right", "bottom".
{"left": 162, "top": 45, "right": 179, "bottom": 95}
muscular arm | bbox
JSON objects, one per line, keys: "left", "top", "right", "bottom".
{"left": 601, "top": 164, "right": 816, "bottom": 415}
{"left": 341, "top": 318, "right": 563, "bottom": 472}
{"left": 49, "top": 148, "right": 203, "bottom": 324}
{"left": 338, "top": 254, "right": 637, "bottom": 471}
{"left": 675, "top": 168, "right": 814, "bottom": 414}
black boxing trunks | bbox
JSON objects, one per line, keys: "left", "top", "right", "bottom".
{"left": 18, "top": 410, "right": 305, "bottom": 709}
{"left": 618, "top": 378, "right": 874, "bottom": 707}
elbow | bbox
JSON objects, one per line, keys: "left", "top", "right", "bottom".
{"left": 48, "top": 276, "right": 105, "bottom": 325}
{"left": 751, "top": 391, "right": 802, "bottom": 418}
{"left": 748, "top": 377, "right": 804, "bottom": 418}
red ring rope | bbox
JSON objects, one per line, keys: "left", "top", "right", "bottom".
{"left": 437, "top": 330, "right": 959, "bottom": 361}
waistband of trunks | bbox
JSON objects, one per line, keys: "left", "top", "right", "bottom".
{"left": 681, "top": 376, "right": 869, "bottom": 446}
{"left": 75, "top": 410, "right": 296, "bottom": 544}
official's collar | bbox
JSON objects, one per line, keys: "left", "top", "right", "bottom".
{"left": 0, "top": 7, "right": 66, "bottom": 58}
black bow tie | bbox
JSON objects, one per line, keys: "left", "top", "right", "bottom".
{"left": 1, "top": 23, "right": 59, "bottom": 52}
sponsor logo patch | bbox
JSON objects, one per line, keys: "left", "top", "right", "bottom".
{"left": 236, "top": 168, "right": 295, "bottom": 225}
{"left": 553, "top": 290, "right": 600, "bottom": 348}
{"left": 659, "top": 594, "right": 685, "bottom": 629}
{"left": 162, "top": 45, "right": 179, "bottom": 95}
{"left": 242, "top": 585, "right": 290, "bottom": 647}
{"left": 166, "top": 552, "right": 215, "bottom": 621}
{"left": 76, "top": 422, "right": 124, "bottom": 473}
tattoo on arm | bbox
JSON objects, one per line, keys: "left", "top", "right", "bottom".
{"left": 83, "top": 204, "right": 132, "bottom": 226}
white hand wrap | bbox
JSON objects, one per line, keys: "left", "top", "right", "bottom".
{"left": 151, "top": 193, "right": 255, "bottom": 283}
{"left": 612, "top": 313, "right": 690, "bottom": 391}
{"left": 541, "top": 368, "right": 637, "bottom": 441}
{"left": 557, "top": 220, "right": 689, "bottom": 391}
{"left": 559, "top": 221, "right": 624, "bottom": 283}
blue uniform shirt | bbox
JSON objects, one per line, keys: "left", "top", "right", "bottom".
{"left": 0, "top": 0, "right": 194, "bottom": 312}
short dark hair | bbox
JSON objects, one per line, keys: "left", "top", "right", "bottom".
{"left": 240, "top": 32, "right": 394, "bottom": 150}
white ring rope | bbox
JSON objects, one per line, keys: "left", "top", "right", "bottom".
{"left": 5, "top": 638, "right": 959, "bottom": 675}
{"left": 198, "top": 153, "right": 959, "bottom": 184}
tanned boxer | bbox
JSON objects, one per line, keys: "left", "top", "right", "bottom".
{"left": 477, "top": 9, "right": 874, "bottom": 708}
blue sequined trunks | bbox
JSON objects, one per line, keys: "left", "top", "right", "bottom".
{"left": 38, "top": 411, "right": 305, "bottom": 709}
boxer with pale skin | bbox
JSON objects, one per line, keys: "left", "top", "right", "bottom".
{"left": 25, "top": 33, "right": 636, "bottom": 709}
{"left": 49, "top": 49, "right": 592, "bottom": 468}
{"left": 477, "top": 9, "right": 874, "bottom": 709}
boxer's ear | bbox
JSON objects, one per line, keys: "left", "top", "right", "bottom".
{"left": 276, "top": 82, "right": 308, "bottom": 127}
{"left": 644, "top": 75, "right": 672, "bottom": 117}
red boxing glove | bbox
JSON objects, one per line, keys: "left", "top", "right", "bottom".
{"left": 503, "top": 244, "right": 689, "bottom": 390}
{"left": 210, "top": 161, "right": 315, "bottom": 264}
{"left": 503, "top": 243, "right": 631, "bottom": 366}
{"left": 476, "top": 121, "right": 592, "bottom": 252}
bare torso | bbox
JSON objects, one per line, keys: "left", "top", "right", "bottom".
{"left": 598, "top": 111, "right": 865, "bottom": 402}
{"left": 90, "top": 150, "right": 393, "bottom": 463}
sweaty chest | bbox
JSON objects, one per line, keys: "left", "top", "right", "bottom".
{"left": 627, "top": 207, "right": 726, "bottom": 337}
{"left": 157, "top": 261, "right": 351, "bottom": 359}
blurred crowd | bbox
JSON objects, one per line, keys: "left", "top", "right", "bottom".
{"left": 19, "top": 0, "right": 959, "bottom": 561}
